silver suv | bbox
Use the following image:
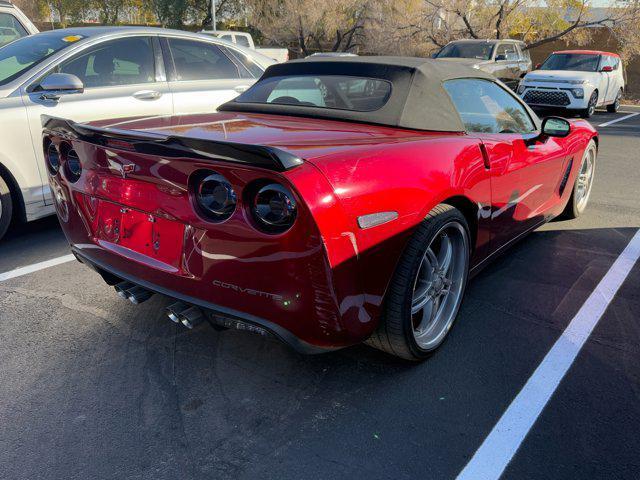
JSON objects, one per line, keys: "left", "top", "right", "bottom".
{"left": 434, "top": 39, "right": 532, "bottom": 90}
{"left": 0, "top": 1, "right": 38, "bottom": 47}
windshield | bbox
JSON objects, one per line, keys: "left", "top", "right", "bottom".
{"left": 436, "top": 42, "right": 494, "bottom": 60}
{"left": 0, "top": 32, "right": 82, "bottom": 86}
{"left": 235, "top": 75, "right": 392, "bottom": 112}
{"left": 539, "top": 54, "right": 600, "bottom": 72}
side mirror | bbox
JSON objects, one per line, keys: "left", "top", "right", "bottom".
{"left": 495, "top": 54, "right": 507, "bottom": 61}
{"left": 534, "top": 63, "right": 542, "bottom": 70}
{"left": 600, "top": 65, "right": 613, "bottom": 72}
{"left": 541, "top": 116, "right": 571, "bottom": 138}
{"left": 38, "top": 73, "right": 84, "bottom": 100}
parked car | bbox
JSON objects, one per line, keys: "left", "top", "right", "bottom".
{"left": 200, "top": 30, "right": 289, "bottom": 63}
{"left": 0, "top": 26, "right": 276, "bottom": 240}
{"left": 517, "top": 50, "right": 625, "bottom": 118}
{"left": 43, "top": 57, "right": 598, "bottom": 360}
{"left": 434, "top": 39, "right": 531, "bottom": 89}
{"left": 0, "top": 0, "right": 38, "bottom": 47}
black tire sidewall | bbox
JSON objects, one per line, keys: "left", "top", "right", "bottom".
{"left": 394, "top": 207, "right": 470, "bottom": 359}
{"left": 0, "top": 175, "right": 13, "bottom": 241}
{"left": 565, "top": 139, "right": 596, "bottom": 219}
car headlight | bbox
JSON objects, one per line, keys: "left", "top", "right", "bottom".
{"left": 517, "top": 84, "right": 526, "bottom": 95}
{"left": 192, "top": 171, "right": 237, "bottom": 222}
{"left": 571, "top": 88, "right": 584, "bottom": 99}
{"left": 250, "top": 182, "right": 297, "bottom": 233}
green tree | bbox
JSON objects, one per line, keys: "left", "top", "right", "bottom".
{"left": 151, "top": 0, "right": 189, "bottom": 28}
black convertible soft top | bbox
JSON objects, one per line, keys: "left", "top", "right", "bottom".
{"left": 219, "top": 56, "right": 507, "bottom": 132}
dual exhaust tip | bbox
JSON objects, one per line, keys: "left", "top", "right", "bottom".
{"left": 166, "top": 302, "right": 205, "bottom": 329}
{"left": 112, "top": 281, "right": 221, "bottom": 331}
{"left": 114, "top": 282, "right": 154, "bottom": 305}
{"left": 114, "top": 281, "right": 205, "bottom": 329}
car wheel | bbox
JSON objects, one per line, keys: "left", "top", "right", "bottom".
{"left": 606, "top": 89, "right": 622, "bottom": 113}
{"left": 0, "top": 174, "right": 13, "bottom": 241}
{"left": 366, "top": 204, "right": 470, "bottom": 361}
{"left": 581, "top": 91, "right": 598, "bottom": 118}
{"left": 562, "top": 139, "right": 596, "bottom": 219}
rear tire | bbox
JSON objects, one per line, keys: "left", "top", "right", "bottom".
{"left": 581, "top": 91, "right": 598, "bottom": 118}
{"left": 606, "top": 89, "right": 622, "bottom": 113}
{"left": 366, "top": 204, "right": 470, "bottom": 361}
{"left": 562, "top": 139, "right": 597, "bottom": 219}
{"left": 0, "top": 174, "right": 13, "bottom": 241}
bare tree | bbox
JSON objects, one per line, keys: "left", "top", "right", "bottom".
{"left": 247, "top": 0, "right": 367, "bottom": 55}
{"left": 399, "top": 0, "right": 640, "bottom": 52}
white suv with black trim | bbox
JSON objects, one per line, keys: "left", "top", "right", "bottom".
{"left": 518, "top": 49, "right": 625, "bottom": 118}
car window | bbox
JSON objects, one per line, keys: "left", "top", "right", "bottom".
{"left": 611, "top": 56, "right": 620, "bottom": 70}
{"left": 517, "top": 45, "right": 531, "bottom": 62}
{"left": 540, "top": 53, "right": 600, "bottom": 72}
{"left": 435, "top": 42, "right": 494, "bottom": 61}
{"left": 497, "top": 43, "right": 518, "bottom": 61}
{"left": 235, "top": 35, "right": 251, "bottom": 48}
{"left": 0, "top": 12, "right": 27, "bottom": 47}
{"left": 603, "top": 55, "right": 619, "bottom": 70}
{"left": 444, "top": 78, "right": 536, "bottom": 134}
{"left": 219, "top": 34, "right": 233, "bottom": 42}
{"left": 219, "top": 45, "right": 263, "bottom": 78}
{"left": 56, "top": 37, "right": 155, "bottom": 88}
{"left": 0, "top": 32, "right": 79, "bottom": 86}
{"left": 236, "top": 75, "right": 392, "bottom": 112}
{"left": 168, "top": 38, "right": 240, "bottom": 81}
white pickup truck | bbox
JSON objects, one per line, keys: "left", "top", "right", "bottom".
{"left": 200, "top": 30, "right": 289, "bottom": 63}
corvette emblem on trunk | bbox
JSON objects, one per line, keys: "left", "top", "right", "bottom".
{"left": 119, "top": 163, "right": 135, "bottom": 178}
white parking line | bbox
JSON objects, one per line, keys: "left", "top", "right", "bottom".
{"left": 598, "top": 112, "right": 640, "bottom": 127}
{"left": 457, "top": 229, "right": 640, "bottom": 480}
{"left": 0, "top": 254, "right": 76, "bottom": 282}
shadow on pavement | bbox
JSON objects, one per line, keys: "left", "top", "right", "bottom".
{"left": 0, "top": 225, "right": 637, "bottom": 479}
{"left": 0, "top": 215, "right": 68, "bottom": 272}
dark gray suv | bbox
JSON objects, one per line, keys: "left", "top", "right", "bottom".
{"left": 434, "top": 39, "right": 532, "bottom": 90}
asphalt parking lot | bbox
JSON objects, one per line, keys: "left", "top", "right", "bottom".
{"left": 1, "top": 108, "right": 639, "bottom": 480}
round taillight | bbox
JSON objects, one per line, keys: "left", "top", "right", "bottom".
{"left": 251, "top": 183, "right": 297, "bottom": 233}
{"left": 64, "top": 149, "right": 82, "bottom": 182}
{"left": 46, "top": 143, "right": 60, "bottom": 175}
{"left": 194, "top": 172, "right": 236, "bottom": 222}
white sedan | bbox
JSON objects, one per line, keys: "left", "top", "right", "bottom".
{"left": 517, "top": 50, "right": 625, "bottom": 118}
{"left": 0, "top": 26, "right": 275, "bottom": 240}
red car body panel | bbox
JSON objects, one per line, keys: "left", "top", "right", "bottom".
{"left": 44, "top": 112, "right": 597, "bottom": 352}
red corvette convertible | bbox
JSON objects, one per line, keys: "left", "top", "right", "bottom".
{"left": 43, "top": 57, "right": 597, "bottom": 360}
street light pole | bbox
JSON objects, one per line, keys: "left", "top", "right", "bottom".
{"left": 211, "top": 0, "right": 217, "bottom": 31}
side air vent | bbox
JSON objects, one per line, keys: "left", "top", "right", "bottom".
{"left": 559, "top": 157, "right": 573, "bottom": 196}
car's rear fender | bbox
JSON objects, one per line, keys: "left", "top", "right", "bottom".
{"left": 305, "top": 136, "right": 492, "bottom": 325}
{"left": 42, "top": 124, "right": 369, "bottom": 348}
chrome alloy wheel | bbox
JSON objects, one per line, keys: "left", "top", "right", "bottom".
{"left": 575, "top": 144, "right": 596, "bottom": 212}
{"left": 410, "top": 221, "right": 469, "bottom": 350}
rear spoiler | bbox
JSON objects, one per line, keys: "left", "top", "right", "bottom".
{"left": 41, "top": 116, "right": 304, "bottom": 172}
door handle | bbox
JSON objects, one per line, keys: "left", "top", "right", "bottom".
{"left": 233, "top": 85, "right": 250, "bottom": 93}
{"left": 133, "top": 90, "right": 162, "bottom": 100}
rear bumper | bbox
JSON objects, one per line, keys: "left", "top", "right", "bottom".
{"left": 72, "top": 247, "right": 338, "bottom": 355}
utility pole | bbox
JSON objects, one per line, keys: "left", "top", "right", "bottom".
{"left": 211, "top": 0, "right": 217, "bottom": 31}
